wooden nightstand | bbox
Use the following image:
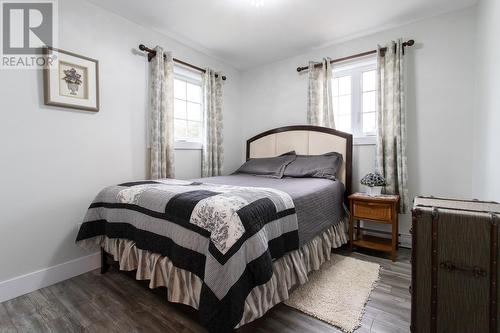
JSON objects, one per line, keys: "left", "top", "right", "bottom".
{"left": 348, "top": 193, "right": 400, "bottom": 261}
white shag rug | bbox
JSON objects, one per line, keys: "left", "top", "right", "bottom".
{"left": 284, "top": 254, "right": 380, "bottom": 333}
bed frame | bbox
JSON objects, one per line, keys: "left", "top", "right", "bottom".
{"left": 102, "top": 125, "right": 353, "bottom": 274}
{"left": 246, "top": 125, "right": 353, "bottom": 199}
{"left": 100, "top": 125, "right": 354, "bottom": 321}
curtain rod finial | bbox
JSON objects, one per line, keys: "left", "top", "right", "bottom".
{"left": 139, "top": 44, "right": 147, "bottom": 51}
{"left": 405, "top": 39, "right": 415, "bottom": 47}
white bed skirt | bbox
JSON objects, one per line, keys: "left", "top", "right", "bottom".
{"left": 77, "top": 217, "right": 349, "bottom": 328}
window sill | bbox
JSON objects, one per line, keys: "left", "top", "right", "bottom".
{"left": 175, "top": 141, "right": 202, "bottom": 150}
{"left": 353, "top": 136, "right": 376, "bottom": 146}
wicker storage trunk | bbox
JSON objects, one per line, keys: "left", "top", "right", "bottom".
{"left": 411, "top": 197, "right": 499, "bottom": 333}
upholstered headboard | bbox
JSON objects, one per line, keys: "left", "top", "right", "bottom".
{"left": 246, "top": 125, "right": 353, "bottom": 196}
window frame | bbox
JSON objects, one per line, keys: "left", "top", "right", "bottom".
{"left": 332, "top": 57, "right": 378, "bottom": 145}
{"left": 173, "top": 65, "right": 204, "bottom": 150}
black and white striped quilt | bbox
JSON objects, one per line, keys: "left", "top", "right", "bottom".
{"left": 76, "top": 179, "right": 299, "bottom": 332}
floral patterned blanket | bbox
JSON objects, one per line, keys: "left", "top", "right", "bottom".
{"left": 76, "top": 178, "right": 298, "bottom": 332}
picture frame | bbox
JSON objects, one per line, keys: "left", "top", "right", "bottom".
{"left": 43, "top": 47, "right": 99, "bottom": 112}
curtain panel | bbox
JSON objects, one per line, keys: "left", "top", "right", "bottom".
{"left": 307, "top": 58, "right": 335, "bottom": 128}
{"left": 202, "top": 69, "right": 224, "bottom": 177}
{"left": 376, "top": 39, "right": 409, "bottom": 213}
{"left": 149, "top": 46, "right": 175, "bottom": 179}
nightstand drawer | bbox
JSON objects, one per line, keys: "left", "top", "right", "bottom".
{"left": 352, "top": 201, "right": 392, "bottom": 221}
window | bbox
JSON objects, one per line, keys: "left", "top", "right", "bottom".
{"left": 332, "top": 57, "right": 377, "bottom": 143}
{"left": 332, "top": 76, "right": 352, "bottom": 132}
{"left": 174, "top": 66, "right": 203, "bottom": 148}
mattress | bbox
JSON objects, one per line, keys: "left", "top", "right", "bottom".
{"left": 193, "top": 174, "right": 345, "bottom": 246}
{"left": 76, "top": 175, "right": 346, "bottom": 332}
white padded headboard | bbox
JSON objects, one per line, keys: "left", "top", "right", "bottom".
{"left": 246, "top": 126, "right": 353, "bottom": 195}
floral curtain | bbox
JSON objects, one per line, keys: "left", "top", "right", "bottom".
{"left": 202, "top": 69, "right": 224, "bottom": 177}
{"left": 149, "top": 46, "right": 175, "bottom": 179}
{"left": 376, "top": 39, "right": 409, "bottom": 213}
{"left": 307, "top": 58, "right": 335, "bottom": 128}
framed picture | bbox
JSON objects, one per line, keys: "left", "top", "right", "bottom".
{"left": 43, "top": 47, "right": 99, "bottom": 112}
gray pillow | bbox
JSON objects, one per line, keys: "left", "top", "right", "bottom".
{"left": 235, "top": 155, "right": 296, "bottom": 178}
{"left": 283, "top": 152, "right": 343, "bottom": 180}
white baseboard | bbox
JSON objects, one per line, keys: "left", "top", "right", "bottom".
{"left": 399, "top": 233, "right": 412, "bottom": 248}
{"left": 0, "top": 252, "right": 100, "bottom": 303}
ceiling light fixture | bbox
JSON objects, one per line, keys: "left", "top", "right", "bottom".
{"left": 250, "top": 0, "right": 264, "bottom": 8}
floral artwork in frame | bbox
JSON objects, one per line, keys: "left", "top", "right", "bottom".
{"left": 43, "top": 47, "right": 99, "bottom": 112}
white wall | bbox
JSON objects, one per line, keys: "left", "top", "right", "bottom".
{"left": 0, "top": 0, "right": 487, "bottom": 296}
{"left": 473, "top": 0, "right": 500, "bottom": 201}
{"left": 240, "top": 7, "right": 478, "bottom": 240}
{"left": 0, "top": 0, "right": 241, "bottom": 283}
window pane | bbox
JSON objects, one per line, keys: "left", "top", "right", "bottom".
{"left": 187, "top": 83, "right": 201, "bottom": 103}
{"left": 174, "top": 119, "right": 187, "bottom": 139}
{"left": 174, "top": 99, "right": 186, "bottom": 119}
{"left": 362, "top": 91, "right": 376, "bottom": 112}
{"left": 332, "top": 78, "right": 339, "bottom": 96}
{"left": 336, "top": 114, "right": 351, "bottom": 133}
{"left": 187, "top": 102, "right": 202, "bottom": 121}
{"left": 338, "top": 76, "right": 351, "bottom": 95}
{"left": 363, "top": 112, "right": 376, "bottom": 135}
{"left": 187, "top": 121, "right": 202, "bottom": 140}
{"left": 338, "top": 95, "right": 351, "bottom": 115}
{"left": 174, "top": 79, "right": 186, "bottom": 100}
{"left": 362, "top": 70, "right": 376, "bottom": 91}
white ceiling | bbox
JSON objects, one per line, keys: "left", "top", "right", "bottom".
{"left": 88, "top": 0, "right": 478, "bottom": 69}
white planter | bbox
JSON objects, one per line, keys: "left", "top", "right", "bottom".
{"left": 365, "top": 186, "right": 383, "bottom": 196}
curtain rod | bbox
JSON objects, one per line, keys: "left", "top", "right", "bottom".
{"left": 296, "top": 39, "right": 415, "bottom": 73}
{"left": 139, "top": 44, "right": 227, "bottom": 81}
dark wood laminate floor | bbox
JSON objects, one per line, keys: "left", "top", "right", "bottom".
{"left": 0, "top": 248, "right": 411, "bottom": 333}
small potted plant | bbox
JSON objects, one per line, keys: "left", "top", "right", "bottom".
{"left": 360, "top": 172, "right": 387, "bottom": 196}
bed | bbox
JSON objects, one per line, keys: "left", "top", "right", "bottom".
{"left": 76, "top": 125, "right": 353, "bottom": 332}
